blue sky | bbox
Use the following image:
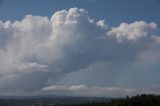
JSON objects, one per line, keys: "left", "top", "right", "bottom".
{"left": 0, "top": 0, "right": 160, "bottom": 97}
{"left": 0, "top": 0, "right": 160, "bottom": 26}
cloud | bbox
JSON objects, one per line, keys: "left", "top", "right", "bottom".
{"left": 42, "top": 85, "right": 136, "bottom": 97}
{"left": 0, "top": 7, "right": 160, "bottom": 96}
{"left": 107, "top": 21, "right": 157, "bottom": 42}
{"left": 42, "top": 85, "right": 88, "bottom": 91}
{"left": 0, "top": 8, "right": 109, "bottom": 95}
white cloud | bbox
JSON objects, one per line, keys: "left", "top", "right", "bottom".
{"left": 107, "top": 21, "right": 157, "bottom": 42}
{"left": 42, "top": 85, "right": 68, "bottom": 91}
{"left": 0, "top": 7, "right": 160, "bottom": 96}
{"left": 96, "top": 20, "right": 108, "bottom": 29}
{"left": 69, "top": 85, "right": 88, "bottom": 91}
{"left": 42, "top": 85, "right": 88, "bottom": 91}
{"left": 0, "top": 7, "right": 109, "bottom": 95}
{"left": 42, "top": 85, "right": 136, "bottom": 97}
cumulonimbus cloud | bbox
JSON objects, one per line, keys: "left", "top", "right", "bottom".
{"left": 0, "top": 7, "right": 159, "bottom": 96}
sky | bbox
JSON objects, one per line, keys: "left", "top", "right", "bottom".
{"left": 0, "top": 0, "right": 160, "bottom": 97}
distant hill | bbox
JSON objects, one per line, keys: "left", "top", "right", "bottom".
{"left": 0, "top": 95, "right": 111, "bottom": 106}
{"left": 1, "top": 94, "right": 160, "bottom": 106}
{"left": 68, "top": 94, "right": 160, "bottom": 106}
